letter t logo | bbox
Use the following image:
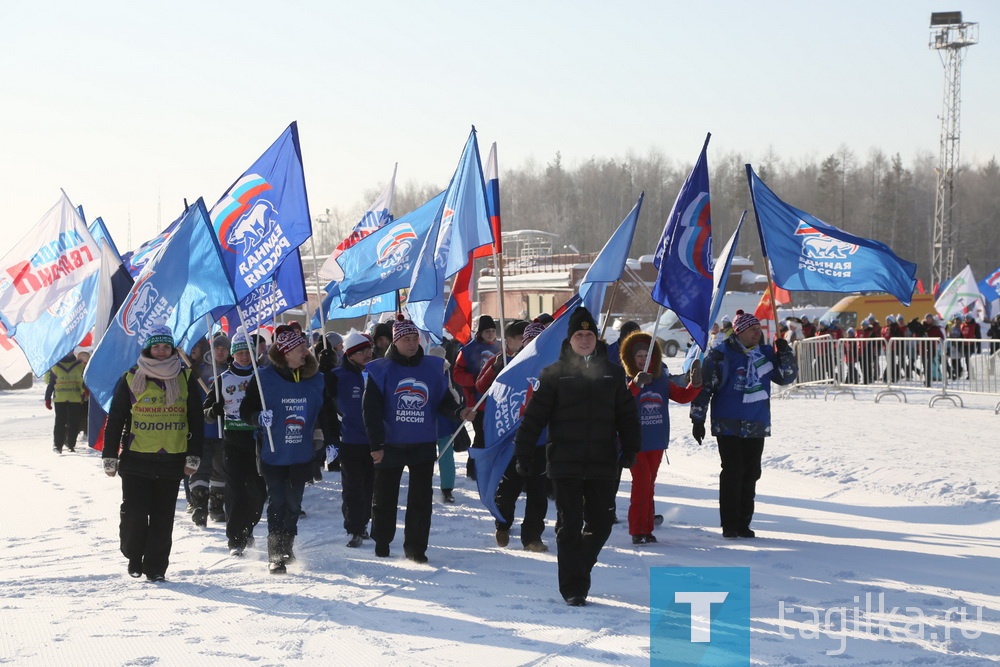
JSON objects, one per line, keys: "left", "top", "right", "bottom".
{"left": 674, "top": 591, "right": 729, "bottom": 642}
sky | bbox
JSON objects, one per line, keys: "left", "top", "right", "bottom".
{"left": 1, "top": 0, "right": 998, "bottom": 259}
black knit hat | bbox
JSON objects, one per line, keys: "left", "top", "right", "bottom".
{"left": 567, "top": 306, "right": 598, "bottom": 337}
{"left": 478, "top": 315, "right": 497, "bottom": 332}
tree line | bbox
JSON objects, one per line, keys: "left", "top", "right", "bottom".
{"left": 317, "top": 146, "right": 1000, "bottom": 307}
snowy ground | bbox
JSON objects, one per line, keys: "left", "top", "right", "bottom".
{"left": 2, "top": 376, "right": 999, "bottom": 666}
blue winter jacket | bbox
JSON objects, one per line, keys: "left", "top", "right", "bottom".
{"left": 690, "top": 337, "right": 797, "bottom": 438}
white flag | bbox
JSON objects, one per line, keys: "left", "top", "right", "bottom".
{"left": 0, "top": 321, "right": 31, "bottom": 383}
{"left": 318, "top": 164, "right": 397, "bottom": 283}
{"left": 935, "top": 264, "right": 987, "bottom": 322}
{"left": 0, "top": 193, "right": 101, "bottom": 326}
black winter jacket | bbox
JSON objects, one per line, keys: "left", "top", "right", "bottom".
{"left": 513, "top": 340, "right": 641, "bottom": 481}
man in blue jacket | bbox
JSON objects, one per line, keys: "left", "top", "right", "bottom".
{"left": 690, "top": 309, "right": 798, "bottom": 539}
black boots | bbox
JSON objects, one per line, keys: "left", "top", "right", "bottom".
{"left": 268, "top": 533, "right": 295, "bottom": 574}
{"left": 209, "top": 489, "right": 226, "bottom": 523}
{"left": 190, "top": 487, "right": 209, "bottom": 527}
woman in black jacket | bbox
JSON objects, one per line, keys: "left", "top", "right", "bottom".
{"left": 513, "top": 307, "right": 641, "bottom": 606}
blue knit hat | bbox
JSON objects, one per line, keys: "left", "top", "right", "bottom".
{"left": 143, "top": 324, "right": 174, "bottom": 350}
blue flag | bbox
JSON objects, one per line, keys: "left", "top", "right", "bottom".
{"left": 84, "top": 199, "right": 238, "bottom": 410}
{"left": 311, "top": 290, "right": 395, "bottom": 329}
{"left": 471, "top": 294, "right": 581, "bottom": 523}
{"left": 332, "top": 192, "right": 445, "bottom": 308}
{"left": 578, "top": 194, "right": 643, "bottom": 317}
{"left": 208, "top": 122, "right": 312, "bottom": 300}
{"left": 121, "top": 217, "right": 182, "bottom": 278}
{"left": 651, "top": 134, "right": 715, "bottom": 350}
{"left": 746, "top": 165, "right": 918, "bottom": 305}
{"left": 88, "top": 217, "right": 123, "bottom": 260}
{"left": 407, "top": 129, "right": 493, "bottom": 340}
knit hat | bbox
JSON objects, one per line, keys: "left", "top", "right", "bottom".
{"left": 886, "top": 315, "right": 895, "bottom": 324}
{"left": 504, "top": 320, "right": 529, "bottom": 340}
{"left": 478, "top": 315, "right": 497, "bottom": 332}
{"left": 522, "top": 319, "right": 546, "bottom": 345}
{"left": 618, "top": 321, "right": 641, "bottom": 341}
{"left": 721, "top": 315, "right": 733, "bottom": 327}
{"left": 212, "top": 332, "right": 231, "bottom": 349}
{"left": 343, "top": 332, "right": 372, "bottom": 357}
{"left": 325, "top": 331, "right": 344, "bottom": 349}
{"left": 732, "top": 310, "right": 760, "bottom": 335}
{"left": 230, "top": 331, "right": 250, "bottom": 354}
{"left": 392, "top": 314, "right": 419, "bottom": 343}
{"left": 143, "top": 324, "right": 174, "bottom": 350}
{"left": 273, "top": 325, "right": 307, "bottom": 355}
{"left": 372, "top": 321, "right": 392, "bottom": 342}
{"left": 536, "top": 313, "right": 554, "bottom": 325}
{"left": 567, "top": 306, "right": 598, "bottom": 337}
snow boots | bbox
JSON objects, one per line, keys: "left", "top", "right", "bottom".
{"left": 190, "top": 487, "right": 209, "bottom": 527}
{"left": 268, "top": 533, "right": 295, "bottom": 574}
{"left": 208, "top": 489, "right": 226, "bottom": 523}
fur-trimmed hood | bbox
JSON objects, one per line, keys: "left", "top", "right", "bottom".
{"left": 267, "top": 345, "right": 320, "bottom": 380}
{"left": 619, "top": 331, "right": 662, "bottom": 379}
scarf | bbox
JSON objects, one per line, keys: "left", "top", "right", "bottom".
{"left": 130, "top": 354, "right": 183, "bottom": 407}
{"left": 740, "top": 343, "right": 773, "bottom": 404}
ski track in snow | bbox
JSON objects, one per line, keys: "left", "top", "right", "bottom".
{"left": 1, "top": 380, "right": 999, "bottom": 666}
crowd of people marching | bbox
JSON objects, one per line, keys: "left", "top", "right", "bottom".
{"left": 47, "top": 305, "right": 804, "bottom": 606}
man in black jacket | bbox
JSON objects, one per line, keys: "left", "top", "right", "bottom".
{"left": 513, "top": 306, "right": 641, "bottom": 606}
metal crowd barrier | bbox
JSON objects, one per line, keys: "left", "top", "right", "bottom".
{"left": 784, "top": 336, "right": 1000, "bottom": 411}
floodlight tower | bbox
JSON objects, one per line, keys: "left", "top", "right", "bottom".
{"left": 929, "top": 11, "right": 977, "bottom": 289}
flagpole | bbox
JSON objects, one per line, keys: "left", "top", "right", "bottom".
{"left": 493, "top": 248, "right": 507, "bottom": 366}
{"left": 599, "top": 284, "right": 620, "bottom": 339}
{"left": 205, "top": 314, "right": 223, "bottom": 433}
{"left": 309, "top": 236, "right": 328, "bottom": 349}
{"left": 236, "top": 306, "right": 275, "bottom": 453}
{"left": 745, "top": 164, "right": 779, "bottom": 344}
{"left": 643, "top": 305, "right": 665, "bottom": 373}
{"left": 436, "top": 389, "right": 490, "bottom": 462}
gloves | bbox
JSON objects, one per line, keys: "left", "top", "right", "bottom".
{"left": 692, "top": 422, "right": 706, "bottom": 445}
{"left": 103, "top": 458, "right": 118, "bottom": 477}
{"left": 258, "top": 409, "right": 273, "bottom": 428}
{"left": 688, "top": 359, "right": 703, "bottom": 388}
{"left": 208, "top": 401, "right": 225, "bottom": 418}
{"left": 774, "top": 338, "right": 791, "bottom": 354}
{"left": 45, "top": 399, "right": 52, "bottom": 411}
{"left": 633, "top": 372, "right": 653, "bottom": 388}
{"left": 325, "top": 444, "right": 339, "bottom": 465}
{"left": 184, "top": 456, "right": 200, "bottom": 475}
{"left": 620, "top": 452, "right": 637, "bottom": 469}
{"left": 515, "top": 458, "right": 531, "bottom": 477}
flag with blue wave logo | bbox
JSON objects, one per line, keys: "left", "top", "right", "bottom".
{"left": 209, "top": 122, "right": 312, "bottom": 300}
{"left": 407, "top": 128, "right": 493, "bottom": 340}
{"left": 84, "top": 199, "right": 238, "bottom": 410}
{"left": 578, "top": 194, "right": 643, "bottom": 317}
{"left": 471, "top": 294, "right": 580, "bottom": 523}
{"left": 651, "top": 134, "right": 714, "bottom": 350}
{"left": 332, "top": 191, "right": 445, "bottom": 307}
{"left": 311, "top": 290, "right": 395, "bottom": 329}
{"left": 746, "top": 165, "right": 917, "bottom": 304}
{"left": 121, "top": 216, "right": 182, "bottom": 278}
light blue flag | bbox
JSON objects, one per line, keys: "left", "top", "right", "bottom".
{"left": 407, "top": 129, "right": 493, "bottom": 340}
{"left": 578, "top": 194, "right": 643, "bottom": 316}
{"left": 708, "top": 212, "right": 744, "bottom": 329}
{"left": 84, "top": 199, "right": 238, "bottom": 410}
{"left": 746, "top": 165, "right": 917, "bottom": 304}
{"left": 310, "top": 290, "right": 395, "bottom": 329}
{"left": 651, "top": 134, "right": 715, "bottom": 350}
{"left": 332, "top": 192, "right": 445, "bottom": 307}
{"left": 471, "top": 294, "right": 581, "bottom": 523}
{"left": 89, "top": 217, "right": 123, "bottom": 260}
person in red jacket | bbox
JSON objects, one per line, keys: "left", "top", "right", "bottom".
{"left": 452, "top": 316, "right": 501, "bottom": 480}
